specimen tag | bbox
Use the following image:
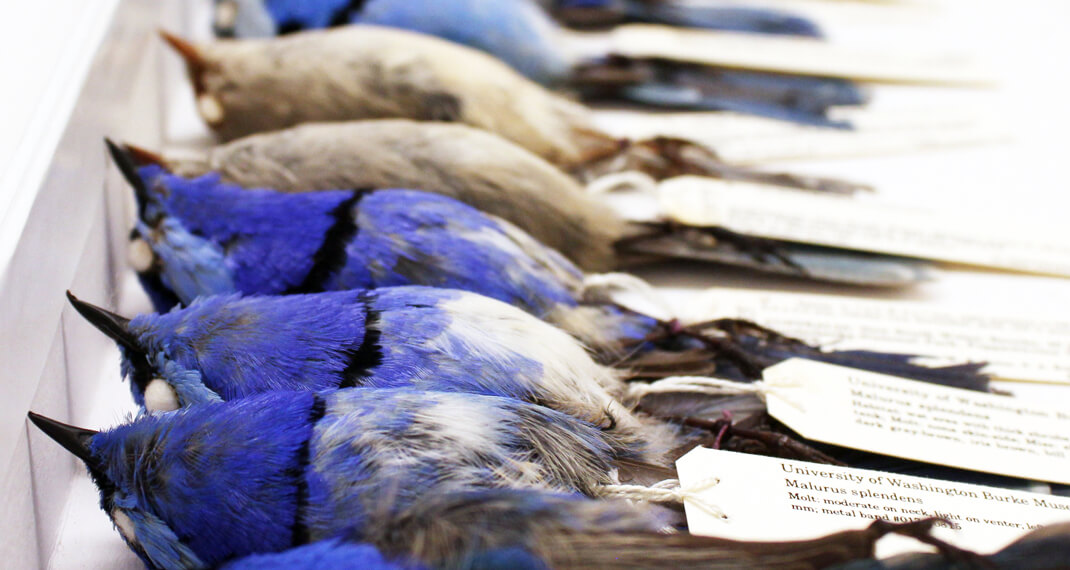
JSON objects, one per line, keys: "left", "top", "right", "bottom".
{"left": 758, "top": 359, "right": 1070, "bottom": 484}
{"left": 609, "top": 25, "right": 995, "bottom": 86}
{"left": 676, "top": 448, "right": 1070, "bottom": 557}
{"left": 689, "top": 288, "right": 1070, "bottom": 384}
{"left": 659, "top": 176, "right": 1070, "bottom": 277}
{"left": 592, "top": 107, "right": 1007, "bottom": 164}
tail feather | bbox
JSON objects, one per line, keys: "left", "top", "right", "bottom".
{"left": 628, "top": 3, "right": 824, "bottom": 38}
{"left": 574, "top": 58, "right": 866, "bottom": 128}
{"left": 619, "top": 83, "right": 853, "bottom": 128}
{"left": 555, "top": 1, "right": 823, "bottom": 38}
{"left": 576, "top": 133, "right": 871, "bottom": 192}
{"left": 538, "top": 519, "right": 960, "bottom": 569}
{"left": 617, "top": 226, "right": 932, "bottom": 288}
{"left": 364, "top": 488, "right": 967, "bottom": 569}
{"left": 620, "top": 318, "right": 990, "bottom": 391}
{"left": 510, "top": 404, "right": 620, "bottom": 494}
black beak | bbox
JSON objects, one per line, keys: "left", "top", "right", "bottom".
{"left": 105, "top": 137, "right": 152, "bottom": 219}
{"left": 27, "top": 412, "right": 99, "bottom": 466}
{"left": 66, "top": 291, "right": 140, "bottom": 353}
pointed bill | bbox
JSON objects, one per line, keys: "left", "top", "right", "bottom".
{"left": 105, "top": 138, "right": 154, "bottom": 216}
{"left": 66, "top": 291, "right": 140, "bottom": 353}
{"left": 27, "top": 412, "right": 99, "bottom": 466}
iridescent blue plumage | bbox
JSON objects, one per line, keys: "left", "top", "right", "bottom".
{"left": 90, "top": 393, "right": 315, "bottom": 567}
{"left": 121, "top": 166, "right": 989, "bottom": 391}
{"left": 61, "top": 389, "right": 628, "bottom": 567}
{"left": 35, "top": 401, "right": 988, "bottom": 569}
{"left": 73, "top": 287, "right": 680, "bottom": 459}
{"left": 140, "top": 166, "right": 578, "bottom": 313}
{"left": 130, "top": 166, "right": 656, "bottom": 356}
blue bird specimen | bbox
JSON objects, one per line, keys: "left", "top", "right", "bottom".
{"left": 65, "top": 288, "right": 692, "bottom": 466}
{"left": 27, "top": 389, "right": 634, "bottom": 568}
{"left": 225, "top": 489, "right": 985, "bottom": 570}
{"left": 114, "top": 152, "right": 989, "bottom": 392}
{"left": 122, "top": 124, "right": 930, "bottom": 286}
{"left": 201, "top": 0, "right": 864, "bottom": 128}
{"left": 29, "top": 408, "right": 975, "bottom": 569}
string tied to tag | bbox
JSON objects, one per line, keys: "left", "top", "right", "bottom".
{"left": 627, "top": 375, "right": 806, "bottom": 412}
{"left": 597, "top": 477, "right": 728, "bottom": 520}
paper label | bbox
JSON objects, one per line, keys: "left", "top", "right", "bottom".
{"left": 610, "top": 25, "right": 995, "bottom": 86}
{"left": 659, "top": 176, "right": 1070, "bottom": 277}
{"left": 760, "top": 359, "right": 1070, "bottom": 484}
{"left": 677, "top": 447, "right": 1070, "bottom": 557}
{"left": 592, "top": 107, "right": 1007, "bottom": 164}
{"left": 688, "top": 288, "right": 1070, "bottom": 384}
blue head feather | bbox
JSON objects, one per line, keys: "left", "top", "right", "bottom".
{"left": 79, "top": 389, "right": 617, "bottom": 565}
{"left": 88, "top": 392, "right": 317, "bottom": 566}
{"left": 128, "top": 291, "right": 370, "bottom": 403}
{"left": 332, "top": 189, "right": 580, "bottom": 318}
{"left": 111, "top": 287, "right": 594, "bottom": 416}
{"left": 143, "top": 168, "right": 356, "bottom": 296}
{"left": 139, "top": 218, "right": 236, "bottom": 304}
{"left": 110, "top": 504, "right": 204, "bottom": 569}
{"left": 141, "top": 170, "right": 581, "bottom": 320}
{"left": 133, "top": 170, "right": 659, "bottom": 360}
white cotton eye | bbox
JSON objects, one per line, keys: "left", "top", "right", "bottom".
{"left": 112, "top": 509, "right": 138, "bottom": 545}
{"left": 128, "top": 238, "right": 155, "bottom": 273}
{"left": 197, "top": 93, "right": 225, "bottom": 125}
{"left": 215, "top": 1, "right": 237, "bottom": 29}
{"left": 144, "top": 379, "right": 180, "bottom": 412}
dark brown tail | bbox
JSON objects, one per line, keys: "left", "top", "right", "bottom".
{"left": 540, "top": 518, "right": 976, "bottom": 569}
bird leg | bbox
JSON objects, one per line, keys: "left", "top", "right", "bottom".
{"left": 626, "top": 136, "right": 870, "bottom": 194}
{"left": 685, "top": 318, "right": 812, "bottom": 349}
{"left": 868, "top": 519, "right": 996, "bottom": 569}
{"left": 615, "top": 221, "right": 810, "bottom": 277}
{"left": 630, "top": 315, "right": 771, "bottom": 379}
{"left": 666, "top": 414, "right": 846, "bottom": 466}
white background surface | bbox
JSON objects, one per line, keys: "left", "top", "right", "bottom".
{"left": 1, "top": 0, "right": 1069, "bottom": 567}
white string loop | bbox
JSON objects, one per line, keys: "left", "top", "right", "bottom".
{"left": 627, "top": 375, "right": 806, "bottom": 412}
{"left": 597, "top": 477, "right": 728, "bottom": 520}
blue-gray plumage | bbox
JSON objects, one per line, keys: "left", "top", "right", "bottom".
{"left": 29, "top": 408, "right": 979, "bottom": 569}
{"left": 27, "top": 389, "right": 631, "bottom": 568}
{"left": 109, "top": 152, "right": 990, "bottom": 392}
{"left": 116, "top": 156, "right": 989, "bottom": 391}
{"left": 206, "top": 0, "right": 863, "bottom": 127}
{"left": 66, "top": 288, "right": 686, "bottom": 465}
